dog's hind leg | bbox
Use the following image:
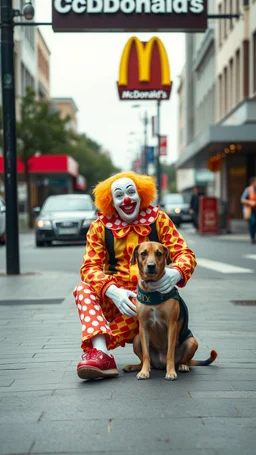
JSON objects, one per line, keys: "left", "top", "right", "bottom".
{"left": 123, "top": 334, "right": 143, "bottom": 372}
{"left": 177, "top": 337, "right": 198, "bottom": 372}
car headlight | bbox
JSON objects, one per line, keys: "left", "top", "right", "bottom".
{"left": 82, "top": 219, "right": 94, "bottom": 227}
{"left": 175, "top": 208, "right": 181, "bottom": 214}
{"left": 37, "top": 220, "right": 52, "bottom": 228}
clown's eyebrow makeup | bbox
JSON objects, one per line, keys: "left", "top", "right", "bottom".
{"left": 113, "top": 184, "right": 135, "bottom": 193}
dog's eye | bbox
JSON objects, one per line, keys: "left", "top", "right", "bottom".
{"left": 141, "top": 251, "right": 147, "bottom": 258}
{"left": 155, "top": 251, "right": 162, "bottom": 257}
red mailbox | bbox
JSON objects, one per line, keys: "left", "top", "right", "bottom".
{"left": 199, "top": 197, "right": 219, "bottom": 234}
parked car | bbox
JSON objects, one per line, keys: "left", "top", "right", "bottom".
{"left": 0, "top": 197, "right": 6, "bottom": 245}
{"left": 161, "top": 193, "right": 192, "bottom": 227}
{"left": 33, "top": 194, "right": 97, "bottom": 247}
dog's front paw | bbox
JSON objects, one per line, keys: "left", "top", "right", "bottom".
{"left": 137, "top": 370, "right": 150, "bottom": 380}
{"left": 165, "top": 371, "right": 177, "bottom": 381}
{"left": 178, "top": 364, "right": 190, "bottom": 373}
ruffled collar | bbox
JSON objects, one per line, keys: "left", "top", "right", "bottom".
{"left": 98, "top": 205, "right": 159, "bottom": 238}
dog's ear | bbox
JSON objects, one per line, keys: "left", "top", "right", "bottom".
{"left": 131, "top": 245, "right": 140, "bottom": 265}
{"left": 163, "top": 245, "right": 171, "bottom": 265}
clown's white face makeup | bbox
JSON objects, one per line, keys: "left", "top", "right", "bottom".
{"left": 111, "top": 178, "right": 141, "bottom": 223}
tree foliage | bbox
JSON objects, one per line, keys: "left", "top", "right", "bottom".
{"left": 162, "top": 162, "right": 177, "bottom": 193}
{"left": 0, "top": 88, "right": 119, "bottom": 226}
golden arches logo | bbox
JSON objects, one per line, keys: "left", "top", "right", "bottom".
{"left": 118, "top": 36, "right": 171, "bottom": 86}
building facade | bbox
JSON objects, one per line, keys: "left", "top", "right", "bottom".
{"left": 51, "top": 98, "right": 79, "bottom": 133}
{"left": 176, "top": 0, "right": 256, "bottom": 220}
{"left": 37, "top": 29, "right": 50, "bottom": 100}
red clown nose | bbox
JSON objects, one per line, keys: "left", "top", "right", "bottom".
{"left": 123, "top": 197, "right": 132, "bottom": 204}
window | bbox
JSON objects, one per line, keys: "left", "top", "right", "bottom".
{"left": 229, "top": 58, "right": 234, "bottom": 108}
{"left": 218, "top": 3, "right": 222, "bottom": 46}
{"left": 21, "top": 63, "right": 35, "bottom": 96}
{"left": 224, "top": 67, "right": 228, "bottom": 114}
{"left": 254, "top": 32, "right": 256, "bottom": 94}
{"left": 236, "top": 49, "right": 240, "bottom": 103}
{"left": 24, "top": 25, "right": 35, "bottom": 50}
{"left": 219, "top": 74, "right": 223, "bottom": 119}
{"left": 224, "top": 0, "right": 227, "bottom": 38}
{"left": 236, "top": 0, "right": 240, "bottom": 20}
{"left": 230, "top": 0, "right": 233, "bottom": 30}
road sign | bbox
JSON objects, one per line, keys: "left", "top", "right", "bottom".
{"left": 160, "top": 135, "right": 167, "bottom": 156}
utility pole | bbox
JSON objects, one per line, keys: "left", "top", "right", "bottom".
{"left": 143, "top": 111, "right": 148, "bottom": 174}
{"left": 1, "top": 0, "right": 20, "bottom": 274}
{"left": 156, "top": 100, "right": 161, "bottom": 204}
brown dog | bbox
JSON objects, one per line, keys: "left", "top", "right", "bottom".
{"left": 123, "top": 241, "right": 217, "bottom": 380}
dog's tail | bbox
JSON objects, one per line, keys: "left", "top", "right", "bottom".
{"left": 188, "top": 350, "right": 218, "bottom": 366}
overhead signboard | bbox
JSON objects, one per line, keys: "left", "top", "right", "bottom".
{"left": 52, "top": 0, "right": 208, "bottom": 33}
{"left": 117, "top": 36, "right": 172, "bottom": 101}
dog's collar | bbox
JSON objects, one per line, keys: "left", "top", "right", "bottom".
{"left": 137, "top": 284, "right": 179, "bottom": 306}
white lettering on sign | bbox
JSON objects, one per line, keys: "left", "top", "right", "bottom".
{"left": 73, "top": 0, "right": 87, "bottom": 13}
{"left": 54, "top": 0, "right": 72, "bottom": 13}
{"left": 121, "top": 90, "right": 168, "bottom": 99}
{"left": 104, "top": 0, "right": 120, "bottom": 13}
{"left": 54, "top": 0, "right": 204, "bottom": 15}
{"left": 87, "top": 0, "right": 103, "bottom": 13}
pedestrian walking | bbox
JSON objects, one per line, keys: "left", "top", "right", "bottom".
{"left": 189, "top": 186, "right": 205, "bottom": 230}
{"left": 73, "top": 171, "right": 196, "bottom": 380}
{"left": 240, "top": 176, "right": 256, "bottom": 244}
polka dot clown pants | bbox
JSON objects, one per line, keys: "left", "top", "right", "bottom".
{"left": 73, "top": 282, "right": 139, "bottom": 351}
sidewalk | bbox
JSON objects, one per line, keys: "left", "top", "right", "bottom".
{"left": 0, "top": 272, "right": 256, "bottom": 454}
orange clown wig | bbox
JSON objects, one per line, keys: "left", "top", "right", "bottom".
{"left": 93, "top": 171, "right": 157, "bottom": 216}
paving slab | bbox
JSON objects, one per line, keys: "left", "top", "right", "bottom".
{"left": 0, "top": 268, "right": 256, "bottom": 455}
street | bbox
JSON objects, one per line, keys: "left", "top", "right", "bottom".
{"left": 0, "top": 225, "right": 255, "bottom": 278}
{"left": 0, "top": 226, "right": 256, "bottom": 454}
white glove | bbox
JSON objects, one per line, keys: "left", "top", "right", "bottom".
{"left": 147, "top": 268, "right": 182, "bottom": 294}
{"left": 106, "top": 285, "right": 137, "bottom": 317}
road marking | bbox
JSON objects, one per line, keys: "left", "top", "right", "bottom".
{"left": 244, "top": 254, "right": 256, "bottom": 261}
{"left": 196, "top": 258, "right": 254, "bottom": 274}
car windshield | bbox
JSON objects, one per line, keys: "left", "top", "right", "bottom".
{"left": 42, "top": 197, "right": 94, "bottom": 212}
{"left": 164, "top": 194, "right": 184, "bottom": 205}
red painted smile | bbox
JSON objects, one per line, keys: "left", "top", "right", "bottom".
{"left": 120, "top": 203, "right": 136, "bottom": 214}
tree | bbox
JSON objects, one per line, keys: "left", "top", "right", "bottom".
{"left": 63, "top": 134, "right": 120, "bottom": 193}
{"left": 162, "top": 162, "right": 177, "bottom": 193}
{"left": 16, "top": 88, "right": 73, "bottom": 227}
{"left": 1, "top": 88, "right": 119, "bottom": 227}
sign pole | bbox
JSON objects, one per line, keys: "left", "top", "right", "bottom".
{"left": 1, "top": 0, "right": 20, "bottom": 275}
{"left": 156, "top": 100, "right": 161, "bottom": 204}
{"left": 143, "top": 111, "right": 148, "bottom": 174}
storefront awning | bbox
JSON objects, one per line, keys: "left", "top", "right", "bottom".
{"left": 176, "top": 124, "right": 256, "bottom": 169}
{"left": 0, "top": 154, "right": 79, "bottom": 178}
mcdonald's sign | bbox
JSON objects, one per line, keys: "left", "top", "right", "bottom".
{"left": 117, "top": 37, "right": 172, "bottom": 101}
{"left": 52, "top": 1, "right": 207, "bottom": 33}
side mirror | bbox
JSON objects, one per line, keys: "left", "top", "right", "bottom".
{"left": 32, "top": 207, "right": 41, "bottom": 217}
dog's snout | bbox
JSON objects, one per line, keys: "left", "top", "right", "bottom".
{"left": 146, "top": 262, "right": 156, "bottom": 274}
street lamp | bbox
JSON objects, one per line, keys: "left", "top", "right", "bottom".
{"left": 0, "top": 0, "right": 35, "bottom": 275}
{"left": 23, "top": 1, "right": 35, "bottom": 21}
{"left": 131, "top": 105, "right": 148, "bottom": 175}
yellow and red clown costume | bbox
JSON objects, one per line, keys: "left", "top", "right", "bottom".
{"left": 73, "top": 171, "right": 197, "bottom": 352}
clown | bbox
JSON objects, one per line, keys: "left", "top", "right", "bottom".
{"left": 73, "top": 171, "right": 196, "bottom": 380}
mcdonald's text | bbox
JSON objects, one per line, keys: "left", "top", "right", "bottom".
{"left": 53, "top": 0, "right": 207, "bottom": 33}
{"left": 54, "top": 0, "right": 204, "bottom": 15}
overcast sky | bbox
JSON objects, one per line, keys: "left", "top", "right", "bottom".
{"left": 35, "top": 1, "right": 185, "bottom": 170}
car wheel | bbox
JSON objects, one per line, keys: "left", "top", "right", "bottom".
{"left": 36, "top": 238, "right": 44, "bottom": 247}
{"left": 45, "top": 241, "right": 52, "bottom": 246}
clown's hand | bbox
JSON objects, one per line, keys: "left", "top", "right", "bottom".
{"left": 106, "top": 285, "right": 137, "bottom": 317}
{"left": 147, "top": 268, "right": 182, "bottom": 294}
